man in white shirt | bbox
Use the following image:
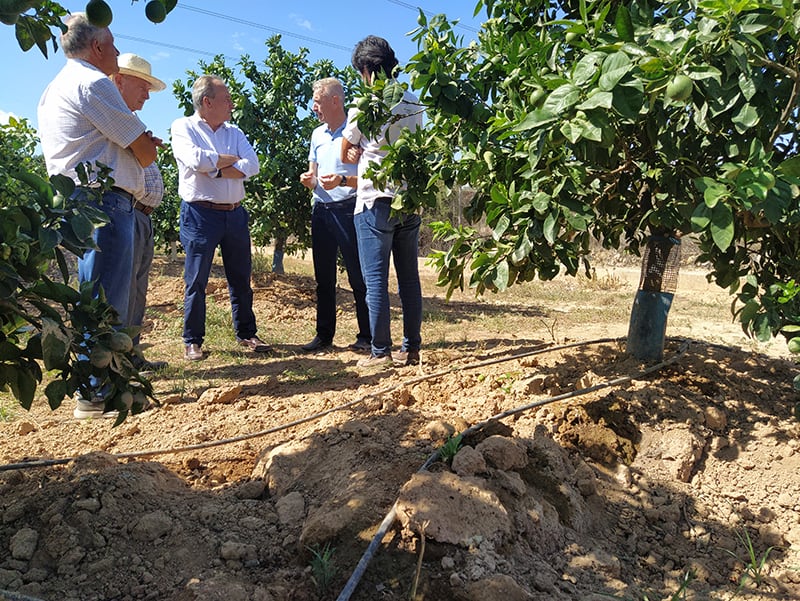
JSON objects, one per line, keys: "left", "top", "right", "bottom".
{"left": 37, "top": 13, "right": 160, "bottom": 419}
{"left": 171, "top": 75, "right": 268, "bottom": 361}
{"left": 111, "top": 53, "right": 168, "bottom": 373}
{"left": 299, "top": 77, "right": 370, "bottom": 354}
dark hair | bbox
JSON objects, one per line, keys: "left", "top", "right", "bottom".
{"left": 351, "top": 35, "right": 399, "bottom": 79}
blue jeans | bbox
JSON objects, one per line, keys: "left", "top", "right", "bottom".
{"left": 311, "top": 199, "right": 370, "bottom": 344}
{"left": 76, "top": 188, "right": 135, "bottom": 326}
{"left": 354, "top": 198, "right": 422, "bottom": 357}
{"left": 128, "top": 209, "right": 155, "bottom": 345}
{"left": 180, "top": 201, "right": 257, "bottom": 345}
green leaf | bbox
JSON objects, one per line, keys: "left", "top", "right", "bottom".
{"left": 778, "top": 156, "right": 800, "bottom": 176}
{"left": 691, "top": 203, "right": 712, "bottom": 230}
{"left": 382, "top": 81, "right": 405, "bottom": 108}
{"left": 599, "top": 52, "right": 632, "bottom": 91}
{"left": 572, "top": 52, "right": 604, "bottom": 86}
{"left": 543, "top": 211, "right": 559, "bottom": 244}
{"left": 513, "top": 108, "right": 558, "bottom": 132}
{"left": 710, "top": 203, "right": 734, "bottom": 251}
{"left": 732, "top": 103, "right": 759, "bottom": 133}
{"left": 493, "top": 214, "right": 510, "bottom": 240}
{"left": 41, "top": 317, "right": 70, "bottom": 371}
{"left": 614, "top": 6, "right": 635, "bottom": 42}
{"left": 577, "top": 91, "right": 613, "bottom": 110}
{"left": 45, "top": 379, "right": 68, "bottom": 410}
{"left": 69, "top": 213, "right": 95, "bottom": 241}
{"left": 703, "top": 181, "right": 728, "bottom": 207}
{"left": 493, "top": 260, "right": 509, "bottom": 291}
{"left": 542, "top": 84, "right": 581, "bottom": 114}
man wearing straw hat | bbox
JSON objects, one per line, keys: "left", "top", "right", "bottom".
{"left": 112, "top": 53, "right": 168, "bottom": 373}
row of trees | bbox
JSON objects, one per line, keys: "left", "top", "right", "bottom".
{"left": 358, "top": 0, "right": 800, "bottom": 372}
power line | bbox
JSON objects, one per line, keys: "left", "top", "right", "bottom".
{"left": 115, "top": 34, "right": 238, "bottom": 61}
{"left": 383, "top": 0, "right": 481, "bottom": 33}
{"left": 176, "top": 4, "right": 352, "bottom": 53}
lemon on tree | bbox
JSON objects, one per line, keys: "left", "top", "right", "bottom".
{"left": 666, "top": 74, "right": 693, "bottom": 103}
{"left": 85, "top": 0, "right": 112, "bottom": 27}
{"left": 144, "top": 0, "right": 166, "bottom": 23}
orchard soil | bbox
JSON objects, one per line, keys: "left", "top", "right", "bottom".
{"left": 1, "top": 250, "right": 800, "bottom": 601}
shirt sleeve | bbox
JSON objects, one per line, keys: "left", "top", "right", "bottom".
{"left": 230, "top": 126, "right": 260, "bottom": 179}
{"left": 170, "top": 117, "right": 219, "bottom": 173}
{"left": 342, "top": 108, "right": 363, "bottom": 145}
{"left": 81, "top": 77, "right": 146, "bottom": 149}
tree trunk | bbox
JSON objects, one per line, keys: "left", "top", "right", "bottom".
{"left": 626, "top": 236, "right": 681, "bottom": 361}
{"left": 272, "top": 234, "right": 286, "bottom": 275}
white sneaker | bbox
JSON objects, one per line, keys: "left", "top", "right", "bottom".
{"left": 73, "top": 398, "right": 118, "bottom": 420}
{"left": 356, "top": 354, "right": 393, "bottom": 368}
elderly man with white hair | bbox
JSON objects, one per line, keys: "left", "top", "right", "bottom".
{"left": 111, "top": 52, "right": 169, "bottom": 374}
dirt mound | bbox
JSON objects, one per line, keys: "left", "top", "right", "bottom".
{"left": 1, "top": 258, "right": 800, "bottom": 601}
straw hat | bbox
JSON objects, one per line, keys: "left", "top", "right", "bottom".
{"left": 117, "top": 53, "right": 166, "bottom": 92}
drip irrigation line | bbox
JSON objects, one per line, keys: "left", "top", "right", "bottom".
{"left": 335, "top": 337, "right": 690, "bottom": 601}
{"left": 0, "top": 336, "right": 661, "bottom": 475}
{"left": 0, "top": 339, "right": 569, "bottom": 473}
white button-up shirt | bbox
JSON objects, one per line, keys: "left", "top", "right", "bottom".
{"left": 171, "top": 113, "right": 259, "bottom": 204}
{"left": 38, "top": 58, "right": 147, "bottom": 199}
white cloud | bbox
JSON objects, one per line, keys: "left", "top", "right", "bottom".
{"left": 0, "top": 110, "right": 18, "bottom": 124}
{"left": 290, "top": 13, "right": 313, "bottom": 31}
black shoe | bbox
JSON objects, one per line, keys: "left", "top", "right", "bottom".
{"left": 301, "top": 336, "right": 333, "bottom": 352}
{"left": 347, "top": 339, "right": 372, "bottom": 353}
{"left": 133, "top": 356, "right": 169, "bottom": 372}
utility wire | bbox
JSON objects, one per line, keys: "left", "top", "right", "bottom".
{"left": 383, "top": 0, "right": 481, "bottom": 33}
{"left": 176, "top": 4, "right": 352, "bottom": 53}
{"left": 115, "top": 34, "right": 238, "bottom": 61}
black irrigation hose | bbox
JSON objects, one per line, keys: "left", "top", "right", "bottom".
{"left": 0, "top": 338, "right": 592, "bottom": 473}
{"left": 0, "top": 590, "right": 49, "bottom": 601}
{"left": 334, "top": 337, "right": 690, "bottom": 601}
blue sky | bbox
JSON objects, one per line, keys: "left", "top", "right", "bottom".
{"left": 0, "top": 0, "right": 484, "bottom": 140}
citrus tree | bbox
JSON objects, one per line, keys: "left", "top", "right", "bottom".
{"left": 0, "top": 0, "right": 170, "bottom": 417}
{"left": 0, "top": 118, "right": 153, "bottom": 418}
{"left": 0, "top": 0, "right": 178, "bottom": 55}
{"left": 364, "top": 0, "right": 800, "bottom": 365}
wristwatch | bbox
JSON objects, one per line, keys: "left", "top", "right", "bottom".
{"left": 339, "top": 174, "right": 347, "bottom": 187}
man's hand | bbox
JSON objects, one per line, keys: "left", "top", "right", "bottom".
{"left": 300, "top": 170, "right": 316, "bottom": 189}
{"left": 146, "top": 130, "right": 164, "bottom": 148}
{"left": 344, "top": 146, "right": 362, "bottom": 164}
{"left": 318, "top": 173, "right": 342, "bottom": 190}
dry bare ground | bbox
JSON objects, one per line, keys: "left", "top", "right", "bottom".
{"left": 1, "top": 250, "right": 799, "bottom": 601}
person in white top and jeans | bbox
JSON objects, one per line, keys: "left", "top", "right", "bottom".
{"left": 37, "top": 13, "right": 160, "bottom": 418}
{"left": 171, "top": 75, "right": 267, "bottom": 361}
{"left": 341, "top": 35, "right": 424, "bottom": 369}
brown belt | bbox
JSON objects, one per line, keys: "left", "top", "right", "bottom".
{"left": 133, "top": 201, "right": 155, "bottom": 216}
{"left": 191, "top": 201, "right": 241, "bottom": 211}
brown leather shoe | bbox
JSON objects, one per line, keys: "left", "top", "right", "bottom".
{"left": 184, "top": 343, "right": 203, "bottom": 361}
{"left": 237, "top": 336, "right": 271, "bottom": 353}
